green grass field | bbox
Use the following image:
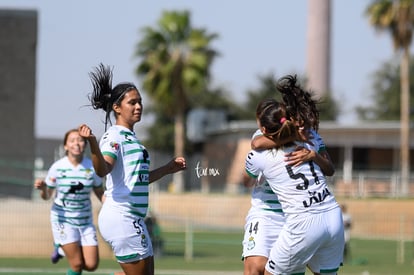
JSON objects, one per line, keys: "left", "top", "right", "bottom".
{"left": 0, "top": 232, "right": 413, "bottom": 275}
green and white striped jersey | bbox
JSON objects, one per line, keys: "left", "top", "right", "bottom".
{"left": 99, "top": 125, "right": 150, "bottom": 219}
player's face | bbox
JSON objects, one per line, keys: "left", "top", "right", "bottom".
{"left": 115, "top": 89, "right": 143, "bottom": 129}
{"left": 64, "top": 131, "right": 86, "bottom": 157}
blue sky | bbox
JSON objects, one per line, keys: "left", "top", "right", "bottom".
{"left": 1, "top": 0, "right": 399, "bottom": 138}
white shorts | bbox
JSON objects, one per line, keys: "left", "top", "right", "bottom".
{"left": 51, "top": 221, "right": 97, "bottom": 246}
{"left": 98, "top": 202, "right": 153, "bottom": 263}
{"left": 242, "top": 209, "right": 285, "bottom": 259}
{"left": 265, "top": 207, "right": 344, "bottom": 274}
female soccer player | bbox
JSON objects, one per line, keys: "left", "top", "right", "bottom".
{"left": 242, "top": 75, "right": 334, "bottom": 275}
{"left": 79, "top": 63, "right": 186, "bottom": 275}
{"left": 34, "top": 128, "right": 104, "bottom": 275}
{"left": 245, "top": 100, "right": 344, "bottom": 275}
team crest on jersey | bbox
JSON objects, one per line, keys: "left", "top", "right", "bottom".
{"left": 57, "top": 223, "right": 67, "bottom": 241}
{"left": 141, "top": 234, "right": 148, "bottom": 248}
{"left": 84, "top": 169, "right": 93, "bottom": 180}
{"left": 59, "top": 229, "right": 67, "bottom": 241}
{"left": 110, "top": 141, "right": 119, "bottom": 152}
{"left": 247, "top": 236, "right": 255, "bottom": 250}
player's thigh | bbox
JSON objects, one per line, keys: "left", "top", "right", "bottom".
{"left": 120, "top": 255, "right": 154, "bottom": 275}
{"left": 242, "top": 215, "right": 283, "bottom": 258}
{"left": 81, "top": 245, "right": 99, "bottom": 270}
{"left": 244, "top": 255, "right": 268, "bottom": 275}
{"left": 61, "top": 242, "right": 84, "bottom": 271}
{"left": 79, "top": 224, "right": 99, "bottom": 269}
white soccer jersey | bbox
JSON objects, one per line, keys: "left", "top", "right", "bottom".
{"left": 245, "top": 142, "right": 338, "bottom": 215}
{"left": 246, "top": 137, "right": 344, "bottom": 274}
{"left": 242, "top": 130, "right": 285, "bottom": 260}
{"left": 99, "top": 125, "right": 150, "bottom": 218}
{"left": 249, "top": 129, "right": 284, "bottom": 215}
{"left": 247, "top": 129, "right": 326, "bottom": 216}
{"left": 45, "top": 156, "right": 102, "bottom": 227}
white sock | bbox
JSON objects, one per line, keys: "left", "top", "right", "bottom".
{"left": 58, "top": 246, "right": 65, "bottom": 256}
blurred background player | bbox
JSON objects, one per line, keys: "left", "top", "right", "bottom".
{"left": 33, "top": 128, "right": 104, "bottom": 275}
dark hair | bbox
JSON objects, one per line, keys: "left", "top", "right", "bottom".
{"left": 256, "top": 98, "right": 279, "bottom": 118}
{"left": 256, "top": 99, "right": 297, "bottom": 145}
{"left": 88, "top": 63, "right": 138, "bottom": 130}
{"left": 276, "top": 74, "right": 320, "bottom": 131}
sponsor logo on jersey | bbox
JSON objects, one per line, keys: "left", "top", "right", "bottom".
{"left": 303, "top": 187, "right": 331, "bottom": 208}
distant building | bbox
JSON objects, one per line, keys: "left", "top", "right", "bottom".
{"left": 199, "top": 121, "right": 414, "bottom": 196}
{"left": 0, "top": 9, "right": 38, "bottom": 198}
{"left": 33, "top": 121, "right": 414, "bottom": 197}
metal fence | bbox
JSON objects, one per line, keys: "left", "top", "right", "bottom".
{"left": 330, "top": 171, "right": 414, "bottom": 198}
{"left": 1, "top": 190, "right": 414, "bottom": 259}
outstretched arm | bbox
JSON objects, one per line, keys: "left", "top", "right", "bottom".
{"left": 149, "top": 157, "right": 186, "bottom": 183}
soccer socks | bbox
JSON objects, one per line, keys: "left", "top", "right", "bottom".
{"left": 66, "top": 269, "right": 82, "bottom": 275}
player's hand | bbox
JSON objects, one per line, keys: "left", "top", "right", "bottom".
{"left": 78, "top": 124, "right": 95, "bottom": 139}
{"left": 34, "top": 179, "right": 46, "bottom": 190}
{"left": 168, "top": 157, "right": 186, "bottom": 173}
{"left": 285, "top": 146, "right": 315, "bottom": 167}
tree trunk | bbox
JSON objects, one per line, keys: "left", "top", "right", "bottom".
{"left": 306, "top": 0, "right": 331, "bottom": 98}
{"left": 400, "top": 47, "right": 410, "bottom": 196}
{"left": 172, "top": 110, "right": 185, "bottom": 193}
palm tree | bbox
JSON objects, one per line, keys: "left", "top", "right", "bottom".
{"left": 366, "top": 0, "right": 414, "bottom": 195}
{"left": 135, "top": 10, "right": 218, "bottom": 192}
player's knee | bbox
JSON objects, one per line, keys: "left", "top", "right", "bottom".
{"left": 83, "top": 261, "right": 99, "bottom": 271}
{"left": 244, "top": 262, "right": 265, "bottom": 275}
{"left": 245, "top": 268, "right": 264, "bottom": 275}
{"left": 69, "top": 260, "right": 83, "bottom": 273}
